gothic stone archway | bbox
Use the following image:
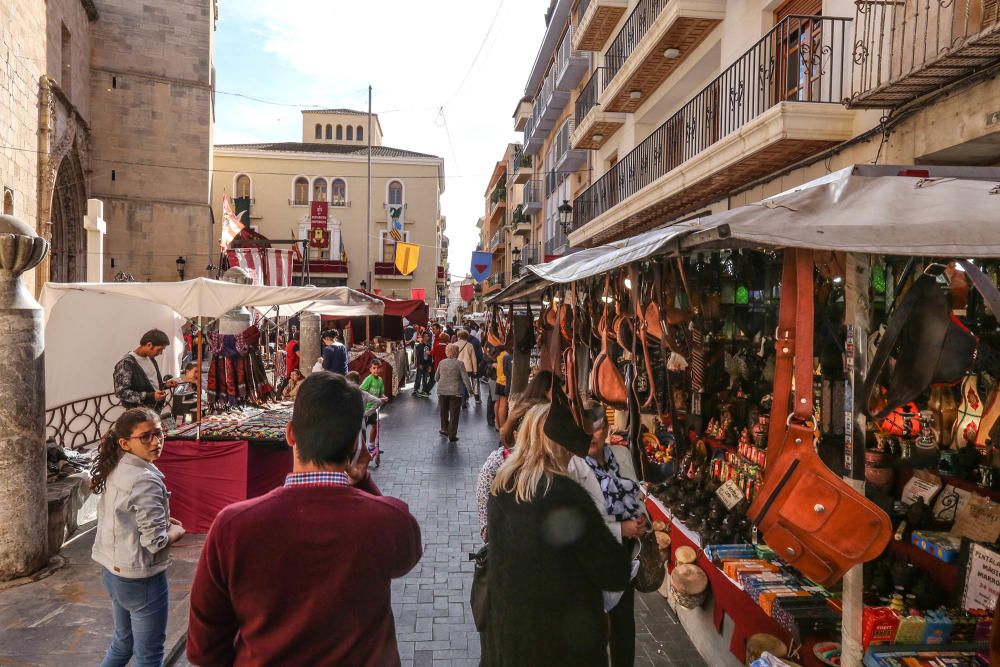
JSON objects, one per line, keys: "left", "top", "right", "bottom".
{"left": 49, "top": 149, "right": 87, "bottom": 283}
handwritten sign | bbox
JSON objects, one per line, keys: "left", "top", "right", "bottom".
{"left": 715, "top": 480, "right": 745, "bottom": 510}
{"left": 961, "top": 543, "right": 1000, "bottom": 612}
{"left": 952, "top": 496, "right": 1000, "bottom": 543}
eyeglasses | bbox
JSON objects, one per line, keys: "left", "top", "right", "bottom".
{"left": 128, "top": 429, "right": 165, "bottom": 445}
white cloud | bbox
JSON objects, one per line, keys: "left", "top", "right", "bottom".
{"left": 215, "top": 0, "right": 547, "bottom": 279}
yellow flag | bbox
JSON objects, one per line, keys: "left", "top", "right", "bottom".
{"left": 394, "top": 241, "right": 419, "bottom": 276}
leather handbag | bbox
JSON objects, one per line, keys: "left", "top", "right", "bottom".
{"left": 469, "top": 545, "right": 489, "bottom": 631}
{"left": 486, "top": 305, "right": 504, "bottom": 349}
{"left": 590, "top": 276, "right": 628, "bottom": 409}
{"left": 633, "top": 531, "right": 666, "bottom": 593}
{"left": 748, "top": 249, "right": 891, "bottom": 587}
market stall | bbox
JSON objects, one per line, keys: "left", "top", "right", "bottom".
{"left": 42, "top": 279, "right": 384, "bottom": 532}
{"left": 488, "top": 165, "right": 1000, "bottom": 667}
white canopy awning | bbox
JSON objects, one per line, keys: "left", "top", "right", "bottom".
{"left": 41, "top": 279, "right": 382, "bottom": 409}
{"left": 40, "top": 278, "right": 383, "bottom": 323}
{"left": 489, "top": 164, "right": 1000, "bottom": 303}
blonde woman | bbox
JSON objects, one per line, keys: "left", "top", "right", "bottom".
{"left": 485, "top": 403, "right": 630, "bottom": 667}
{"left": 435, "top": 343, "right": 473, "bottom": 442}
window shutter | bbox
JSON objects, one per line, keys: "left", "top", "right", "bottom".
{"left": 774, "top": 0, "right": 822, "bottom": 21}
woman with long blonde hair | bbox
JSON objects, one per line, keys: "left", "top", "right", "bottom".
{"left": 484, "top": 403, "right": 630, "bottom": 667}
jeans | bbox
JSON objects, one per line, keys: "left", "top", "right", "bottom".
{"left": 439, "top": 395, "right": 462, "bottom": 439}
{"left": 100, "top": 568, "right": 169, "bottom": 667}
{"left": 415, "top": 366, "right": 432, "bottom": 394}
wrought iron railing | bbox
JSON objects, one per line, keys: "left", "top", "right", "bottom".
{"left": 523, "top": 179, "right": 542, "bottom": 206}
{"left": 545, "top": 229, "right": 568, "bottom": 255}
{"left": 47, "top": 393, "right": 123, "bottom": 451}
{"left": 512, "top": 144, "right": 529, "bottom": 176}
{"left": 849, "top": 0, "right": 1000, "bottom": 106}
{"left": 577, "top": 0, "right": 592, "bottom": 22}
{"left": 605, "top": 0, "right": 671, "bottom": 82}
{"left": 490, "top": 229, "right": 503, "bottom": 248}
{"left": 556, "top": 26, "right": 589, "bottom": 81}
{"left": 574, "top": 15, "right": 850, "bottom": 231}
{"left": 487, "top": 274, "right": 507, "bottom": 288}
{"left": 576, "top": 67, "right": 610, "bottom": 125}
{"left": 555, "top": 117, "right": 577, "bottom": 163}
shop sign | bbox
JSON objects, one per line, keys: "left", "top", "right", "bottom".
{"left": 961, "top": 543, "right": 1000, "bottom": 612}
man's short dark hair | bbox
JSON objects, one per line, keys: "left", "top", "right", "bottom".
{"left": 291, "top": 372, "right": 363, "bottom": 466}
{"left": 322, "top": 329, "right": 341, "bottom": 342}
{"left": 140, "top": 329, "right": 170, "bottom": 347}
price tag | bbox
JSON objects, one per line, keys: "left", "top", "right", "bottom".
{"left": 715, "top": 479, "right": 745, "bottom": 510}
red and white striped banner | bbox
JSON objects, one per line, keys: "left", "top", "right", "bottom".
{"left": 225, "top": 248, "right": 295, "bottom": 286}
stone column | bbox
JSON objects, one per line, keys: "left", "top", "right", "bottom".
{"left": 83, "top": 199, "right": 106, "bottom": 283}
{"left": 218, "top": 267, "right": 253, "bottom": 335}
{"left": 300, "top": 312, "right": 321, "bottom": 376}
{"left": 0, "top": 215, "right": 50, "bottom": 581}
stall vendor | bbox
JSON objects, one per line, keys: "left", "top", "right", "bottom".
{"left": 113, "top": 329, "right": 178, "bottom": 411}
{"left": 172, "top": 362, "right": 201, "bottom": 420}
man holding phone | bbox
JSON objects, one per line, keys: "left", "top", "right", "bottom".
{"left": 187, "top": 371, "right": 422, "bottom": 666}
{"left": 113, "top": 329, "right": 179, "bottom": 411}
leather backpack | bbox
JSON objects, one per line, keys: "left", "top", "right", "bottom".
{"left": 590, "top": 276, "right": 628, "bottom": 410}
{"left": 748, "top": 249, "right": 891, "bottom": 587}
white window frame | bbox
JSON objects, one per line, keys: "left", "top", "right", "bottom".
{"left": 386, "top": 179, "right": 405, "bottom": 206}
{"left": 330, "top": 178, "right": 348, "bottom": 207}
{"left": 233, "top": 173, "right": 253, "bottom": 199}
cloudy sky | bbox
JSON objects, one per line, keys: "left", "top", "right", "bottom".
{"left": 214, "top": 0, "right": 547, "bottom": 281}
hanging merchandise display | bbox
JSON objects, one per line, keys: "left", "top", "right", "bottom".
{"left": 488, "top": 242, "right": 1000, "bottom": 667}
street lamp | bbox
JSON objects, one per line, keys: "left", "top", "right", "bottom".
{"left": 558, "top": 200, "right": 573, "bottom": 236}
{"left": 360, "top": 279, "right": 367, "bottom": 291}
{"left": 175, "top": 256, "right": 187, "bottom": 281}
{"left": 511, "top": 246, "right": 522, "bottom": 277}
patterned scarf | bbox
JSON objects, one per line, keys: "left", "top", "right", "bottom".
{"left": 585, "top": 448, "right": 642, "bottom": 521}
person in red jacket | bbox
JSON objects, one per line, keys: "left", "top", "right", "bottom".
{"left": 284, "top": 334, "right": 300, "bottom": 378}
{"left": 187, "top": 371, "right": 422, "bottom": 666}
{"left": 431, "top": 331, "right": 450, "bottom": 372}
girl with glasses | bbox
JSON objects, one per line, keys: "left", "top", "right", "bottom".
{"left": 91, "top": 408, "right": 186, "bottom": 667}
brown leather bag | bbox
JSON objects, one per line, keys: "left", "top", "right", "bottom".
{"left": 486, "top": 305, "right": 504, "bottom": 348}
{"left": 748, "top": 249, "right": 891, "bottom": 587}
{"left": 590, "top": 276, "right": 627, "bottom": 409}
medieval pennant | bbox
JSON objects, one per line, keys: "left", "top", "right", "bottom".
{"left": 460, "top": 283, "right": 475, "bottom": 303}
{"left": 470, "top": 251, "right": 492, "bottom": 283}
{"left": 389, "top": 205, "right": 405, "bottom": 241}
{"left": 394, "top": 241, "right": 419, "bottom": 276}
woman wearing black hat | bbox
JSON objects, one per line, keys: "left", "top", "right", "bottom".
{"left": 484, "top": 401, "right": 631, "bottom": 667}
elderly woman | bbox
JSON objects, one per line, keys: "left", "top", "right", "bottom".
{"left": 435, "top": 343, "right": 473, "bottom": 443}
{"left": 485, "top": 403, "right": 630, "bottom": 666}
{"left": 568, "top": 402, "right": 648, "bottom": 667}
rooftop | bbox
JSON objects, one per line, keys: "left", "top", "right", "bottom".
{"left": 215, "top": 142, "right": 440, "bottom": 160}
{"left": 301, "top": 108, "right": 370, "bottom": 116}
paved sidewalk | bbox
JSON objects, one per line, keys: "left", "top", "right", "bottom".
{"left": 0, "top": 523, "right": 204, "bottom": 666}
{"left": 0, "top": 386, "right": 704, "bottom": 667}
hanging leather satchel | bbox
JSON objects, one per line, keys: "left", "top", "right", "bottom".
{"left": 748, "top": 249, "right": 891, "bottom": 587}
{"left": 590, "top": 276, "right": 628, "bottom": 409}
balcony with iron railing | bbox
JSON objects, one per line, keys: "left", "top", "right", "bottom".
{"left": 572, "top": 67, "right": 627, "bottom": 150}
{"left": 522, "top": 179, "right": 542, "bottom": 214}
{"left": 489, "top": 228, "right": 506, "bottom": 253}
{"left": 601, "top": 0, "right": 725, "bottom": 114}
{"left": 544, "top": 231, "right": 568, "bottom": 257}
{"left": 489, "top": 185, "right": 507, "bottom": 223}
{"left": 523, "top": 56, "right": 572, "bottom": 156}
{"left": 374, "top": 262, "right": 414, "bottom": 279}
{"left": 571, "top": 15, "right": 855, "bottom": 244}
{"left": 556, "top": 25, "right": 592, "bottom": 92}
{"left": 512, "top": 145, "right": 532, "bottom": 184}
{"left": 555, "top": 117, "right": 588, "bottom": 173}
{"left": 511, "top": 204, "right": 532, "bottom": 236}
{"left": 574, "top": 0, "right": 629, "bottom": 51}
{"left": 293, "top": 258, "right": 348, "bottom": 276}
{"left": 848, "top": 0, "right": 1000, "bottom": 108}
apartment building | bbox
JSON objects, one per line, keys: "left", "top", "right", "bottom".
{"left": 212, "top": 110, "right": 448, "bottom": 304}
{"left": 480, "top": 143, "right": 535, "bottom": 297}
{"left": 511, "top": 0, "right": 1000, "bottom": 251}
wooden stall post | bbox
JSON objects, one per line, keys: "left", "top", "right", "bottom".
{"left": 842, "top": 252, "right": 871, "bottom": 667}
{"left": 510, "top": 313, "right": 532, "bottom": 396}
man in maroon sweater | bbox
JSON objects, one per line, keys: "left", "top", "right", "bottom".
{"left": 187, "top": 372, "right": 422, "bottom": 666}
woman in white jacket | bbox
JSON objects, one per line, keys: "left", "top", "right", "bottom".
{"left": 567, "top": 405, "right": 648, "bottom": 667}
{"left": 91, "top": 408, "right": 186, "bottom": 667}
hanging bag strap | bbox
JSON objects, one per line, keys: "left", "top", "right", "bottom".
{"left": 764, "top": 248, "right": 814, "bottom": 474}
{"left": 654, "top": 260, "right": 686, "bottom": 455}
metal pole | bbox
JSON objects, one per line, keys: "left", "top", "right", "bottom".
{"left": 196, "top": 315, "right": 203, "bottom": 441}
{"left": 366, "top": 84, "right": 373, "bottom": 294}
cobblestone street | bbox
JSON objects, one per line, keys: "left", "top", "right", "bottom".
{"left": 367, "top": 384, "right": 707, "bottom": 667}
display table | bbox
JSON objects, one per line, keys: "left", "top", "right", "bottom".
{"left": 158, "top": 438, "right": 292, "bottom": 533}
{"left": 646, "top": 496, "right": 831, "bottom": 667}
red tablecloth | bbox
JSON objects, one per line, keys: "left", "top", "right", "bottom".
{"left": 647, "top": 498, "right": 827, "bottom": 666}
{"left": 158, "top": 439, "right": 293, "bottom": 533}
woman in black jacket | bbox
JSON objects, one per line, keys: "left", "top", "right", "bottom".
{"left": 485, "top": 403, "right": 631, "bottom": 667}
